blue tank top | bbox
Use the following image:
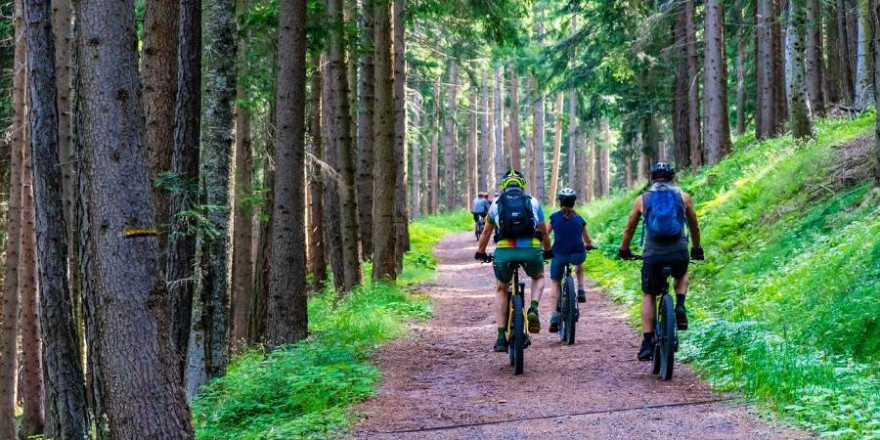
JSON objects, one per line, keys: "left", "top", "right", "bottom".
{"left": 550, "top": 211, "right": 586, "bottom": 255}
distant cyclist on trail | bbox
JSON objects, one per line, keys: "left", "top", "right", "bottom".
{"left": 471, "top": 192, "right": 490, "bottom": 225}
{"left": 617, "top": 163, "right": 704, "bottom": 361}
{"left": 475, "top": 170, "right": 553, "bottom": 352}
{"left": 547, "top": 188, "right": 596, "bottom": 333}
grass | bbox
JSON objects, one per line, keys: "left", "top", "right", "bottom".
{"left": 580, "top": 114, "right": 880, "bottom": 438}
{"left": 191, "top": 210, "right": 472, "bottom": 439}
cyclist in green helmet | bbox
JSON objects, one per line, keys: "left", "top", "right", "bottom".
{"left": 475, "top": 170, "right": 553, "bottom": 352}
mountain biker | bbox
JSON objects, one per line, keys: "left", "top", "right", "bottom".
{"left": 475, "top": 170, "right": 553, "bottom": 353}
{"left": 547, "top": 188, "right": 596, "bottom": 333}
{"left": 617, "top": 162, "right": 704, "bottom": 361}
{"left": 471, "top": 192, "right": 490, "bottom": 225}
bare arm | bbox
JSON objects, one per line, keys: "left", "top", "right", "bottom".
{"left": 539, "top": 223, "right": 552, "bottom": 251}
{"left": 682, "top": 193, "right": 701, "bottom": 248}
{"left": 582, "top": 224, "right": 594, "bottom": 249}
{"left": 477, "top": 222, "right": 495, "bottom": 254}
{"left": 620, "top": 197, "right": 643, "bottom": 251}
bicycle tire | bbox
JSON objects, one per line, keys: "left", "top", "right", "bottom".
{"left": 658, "top": 294, "right": 676, "bottom": 380}
{"left": 564, "top": 276, "right": 577, "bottom": 344}
{"left": 512, "top": 295, "right": 525, "bottom": 375}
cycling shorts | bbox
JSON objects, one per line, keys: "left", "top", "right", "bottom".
{"left": 641, "top": 250, "right": 689, "bottom": 294}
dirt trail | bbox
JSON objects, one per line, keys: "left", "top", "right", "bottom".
{"left": 353, "top": 232, "right": 810, "bottom": 439}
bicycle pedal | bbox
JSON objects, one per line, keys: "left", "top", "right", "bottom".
{"left": 525, "top": 338, "right": 532, "bottom": 349}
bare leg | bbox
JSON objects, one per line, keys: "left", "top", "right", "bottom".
{"left": 548, "top": 281, "right": 561, "bottom": 313}
{"left": 575, "top": 264, "right": 585, "bottom": 289}
{"left": 673, "top": 273, "right": 689, "bottom": 295}
{"left": 529, "top": 275, "right": 545, "bottom": 304}
{"left": 641, "top": 293, "right": 654, "bottom": 332}
{"left": 495, "top": 282, "right": 510, "bottom": 328}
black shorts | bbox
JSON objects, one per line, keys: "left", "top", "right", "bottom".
{"left": 641, "top": 250, "right": 689, "bottom": 295}
{"left": 472, "top": 212, "right": 487, "bottom": 222}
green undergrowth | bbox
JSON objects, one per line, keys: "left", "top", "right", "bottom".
{"left": 191, "top": 210, "right": 471, "bottom": 439}
{"left": 582, "top": 114, "right": 880, "bottom": 438}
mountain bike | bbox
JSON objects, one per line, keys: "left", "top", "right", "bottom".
{"left": 557, "top": 262, "right": 579, "bottom": 345}
{"left": 628, "top": 255, "right": 681, "bottom": 381}
{"left": 474, "top": 215, "right": 485, "bottom": 240}
{"left": 483, "top": 254, "right": 530, "bottom": 375}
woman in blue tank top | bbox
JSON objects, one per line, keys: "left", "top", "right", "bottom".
{"left": 547, "top": 188, "right": 596, "bottom": 333}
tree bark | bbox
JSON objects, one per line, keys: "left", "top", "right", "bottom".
{"left": 757, "top": 0, "right": 781, "bottom": 139}
{"left": 567, "top": 15, "right": 578, "bottom": 186}
{"left": 735, "top": 0, "right": 747, "bottom": 136}
{"left": 806, "top": 0, "right": 826, "bottom": 114}
{"left": 356, "top": 3, "right": 375, "bottom": 255}
{"left": 685, "top": 0, "right": 702, "bottom": 166}
{"left": 837, "top": 0, "right": 856, "bottom": 104}
{"left": 321, "top": 55, "right": 346, "bottom": 291}
{"left": 466, "top": 93, "right": 476, "bottom": 201}
{"left": 308, "top": 56, "right": 327, "bottom": 289}
{"left": 549, "top": 93, "right": 563, "bottom": 203}
{"left": 598, "top": 119, "right": 611, "bottom": 197}
{"left": 508, "top": 66, "right": 521, "bottom": 171}
{"left": 167, "top": 0, "right": 201, "bottom": 383}
{"left": 856, "top": 0, "right": 873, "bottom": 109}
{"left": 871, "top": 0, "right": 880, "bottom": 183}
{"left": 704, "top": 0, "right": 732, "bottom": 164}
{"left": 479, "top": 71, "right": 490, "bottom": 193}
{"left": 0, "top": 0, "right": 24, "bottom": 433}
{"left": 494, "top": 67, "right": 505, "bottom": 178}
{"left": 393, "top": 0, "right": 409, "bottom": 264}
{"left": 788, "top": 0, "right": 814, "bottom": 138}
{"left": 199, "top": 0, "right": 237, "bottom": 382}
{"left": 442, "top": 60, "right": 458, "bottom": 211}
{"left": 249, "top": 103, "right": 274, "bottom": 345}
{"left": 826, "top": 0, "right": 844, "bottom": 104}
{"left": 25, "top": 0, "right": 91, "bottom": 436}
{"left": 411, "top": 92, "right": 422, "bottom": 220}
{"left": 487, "top": 83, "right": 497, "bottom": 191}
{"left": 143, "top": 0, "right": 179, "bottom": 257}
{"left": 231, "top": 64, "right": 254, "bottom": 345}
{"left": 429, "top": 80, "right": 440, "bottom": 214}
{"left": 327, "top": 0, "right": 362, "bottom": 291}
{"left": 373, "top": 0, "right": 398, "bottom": 280}
{"left": 75, "top": 0, "right": 194, "bottom": 435}
{"left": 672, "top": 3, "right": 691, "bottom": 166}
{"left": 533, "top": 76, "right": 545, "bottom": 202}
{"left": 267, "top": 0, "right": 308, "bottom": 347}
{"left": 18, "top": 137, "right": 44, "bottom": 439}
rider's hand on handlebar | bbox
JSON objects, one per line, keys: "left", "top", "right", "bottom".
{"left": 690, "top": 246, "right": 705, "bottom": 261}
{"left": 474, "top": 251, "right": 490, "bottom": 262}
{"left": 542, "top": 249, "right": 555, "bottom": 261}
{"left": 585, "top": 244, "right": 597, "bottom": 251}
{"left": 617, "top": 248, "right": 635, "bottom": 260}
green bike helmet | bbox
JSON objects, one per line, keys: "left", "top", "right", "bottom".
{"left": 500, "top": 170, "right": 526, "bottom": 190}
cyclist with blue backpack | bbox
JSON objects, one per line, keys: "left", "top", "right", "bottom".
{"left": 475, "top": 170, "right": 553, "bottom": 353}
{"left": 617, "top": 163, "right": 704, "bottom": 361}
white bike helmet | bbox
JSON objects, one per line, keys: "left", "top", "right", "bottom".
{"left": 557, "top": 188, "right": 577, "bottom": 207}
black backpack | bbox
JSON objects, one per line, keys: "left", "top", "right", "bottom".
{"left": 496, "top": 189, "right": 537, "bottom": 240}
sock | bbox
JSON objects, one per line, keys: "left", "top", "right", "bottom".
{"left": 530, "top": 300, "right": 539, "bottom": 310}
{"left": 643, "top": 332, "right": 654, "bottom": 344}
{"left": 577, "top": 282, "right": 585, "bottom": 291}
{"left": 676, "top": 294, "right": 686, "bottom": 308}
{"left": 497, "top": 328, "right": 506, "bottom": 339}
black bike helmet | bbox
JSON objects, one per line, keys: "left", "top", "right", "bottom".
{"left": 557, "top": 187, "right": 577, "bottom": 208}
{"left": 651, "top": 162, "right": 675, "bottom": 182}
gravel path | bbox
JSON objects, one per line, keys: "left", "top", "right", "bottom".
{"left": 352, "top": 232, "right": 811, "bottom": 440}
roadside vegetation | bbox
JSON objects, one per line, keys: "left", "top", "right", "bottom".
{"left": 582, "top": 114, "right": 880, "bottom": 439}
{"left": 190, "top": 211, "right": 470, "bottom": 439}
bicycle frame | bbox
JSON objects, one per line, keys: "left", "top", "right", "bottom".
{"left": 506, "top": 262, "right": 529, "bottom": 341}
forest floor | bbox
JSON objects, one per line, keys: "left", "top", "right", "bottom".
{"left": 351, "top": 232, "right": 810, "bottom": 439}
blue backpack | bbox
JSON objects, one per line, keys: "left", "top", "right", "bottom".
{"left": 642, "top": 187, "right": 686, "bottom": 239}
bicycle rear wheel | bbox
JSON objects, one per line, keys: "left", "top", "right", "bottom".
{"left": 563, "top": 276, "right": 577, "bottom": 344}
{"left": 658, "top": 294, "right": 676, "bottom": 380}
{"left": 511, "top": 295, "right": 525, "bottom": 375}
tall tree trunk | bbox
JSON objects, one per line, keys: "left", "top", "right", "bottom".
{"left": 856, "top": 0, "right": 873, "bottom": 108}
{"left": 373, "top": 0, "right": 398, "bottom": 281}
{"left": 567, "top": 15, "right": 578, "bottom": 186}
{"left": 308, "top": 56, "right": 327, "bottom": 289}
{"left": 641, "top": 113, "right": 659, "bottom": 180}
{"left": 735, "top": 0, "right": 747, "bottom": 135}
{"left": 25, "top": 0, "right": 90, "bottom": 437}
{"left": 249, "top": 104, "right": 275, "bottom": 345}
{"left": 199, "top": 0, "right": 236, "bottom": 383}
{"left": 685, "top": 0, "right": 702, "bottom": 166}
{"left": 704, "top": 0, "right": 732, "bottom": 164}
{"left": 533, "top": 76, "right": 545, "bottom": 202}
{"left": 0, "top": 0, "right": 24, "bottom": 433}
{"left": 231, "top": 69, "right": 254, "bottom": 344}
{"left": 777, "top": 0, "right": 789, "bottom": 124}
{"left": 549, "top": 93, "right": 563, "bottom": 202}
{"left": 598, "top": 119, "right": 611, "bottom": 197}
{"left": 871, "top": 0, "right": 880, "bottom": 183}
{"left": 672, "top": 3, "right": 691, "bottom": 166}
{"left": 806, "top": 0, "right": 826, "bottom": 114}
{"left": 356, "top": 3, "right": 375, "bottom": 255}
{"left": 143, "top": 0, "right": 179, "bottom": 258}
{"left": 757, "top": 0, "right": 780, "bottom": 139}
{"left": 75, "top": 0, "right": 194, "bottom": 435}
{"left": 327, "top": 0, "right": 362, "bottom": 291}
{"left": 393, "top": 0, "right": 409, "bottom": 264}
{"left": 18, "top": 140, "right": 44, "bottom": 439}
{"left": 586, "top": 130, "right": 595, "bottom": 201}
{"left": 411, "top": 92, "right": 422, "bottom": 220}
{"left": 838, "top": 0, "right": 856, "bottom": 104}
{"left": 268, "top": 0, "right": 308, "bottom": 347}
{"left": 508, "top": 66, "right": 521, "bottom": 171}
{"left": 788, "top": 0, "right": 814, "bottom": 138}
{"left": 487, "top": 84, "right": 497, "bottom": 191}
{"left": 479, "top": 71, "right": 491, "bottom": 192}
{"left": 321, "top": 56, "right": 346, "bottom": 291}
{"left": 826, "top": 1, "right": 844, "bottom": 104}
{"left": 442, "top": 60, "right": 458, "bottom": 211}
{"left": 466, "top": 93, "right": 476, "bottom": 201}
{"left": 494, "top": 67, "right": 505, "bottom": 177}
{"left": 429, "top": 80, "right": 440, "bottom": 214}
{"left": 167, "top": 0, "right": 201, "bottom": 383}
{"left": 575, "top": 131, "right": 587, "bottom": 199}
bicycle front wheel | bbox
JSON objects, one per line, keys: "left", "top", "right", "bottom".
{"left": 658, "top": 294, "right": 676, "bottom": 380}
{"left": 563, "top": 276, "right": 577, "bottom": 344}
{"left": 511, "top": 295, "right": 525, "bottom": 375}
